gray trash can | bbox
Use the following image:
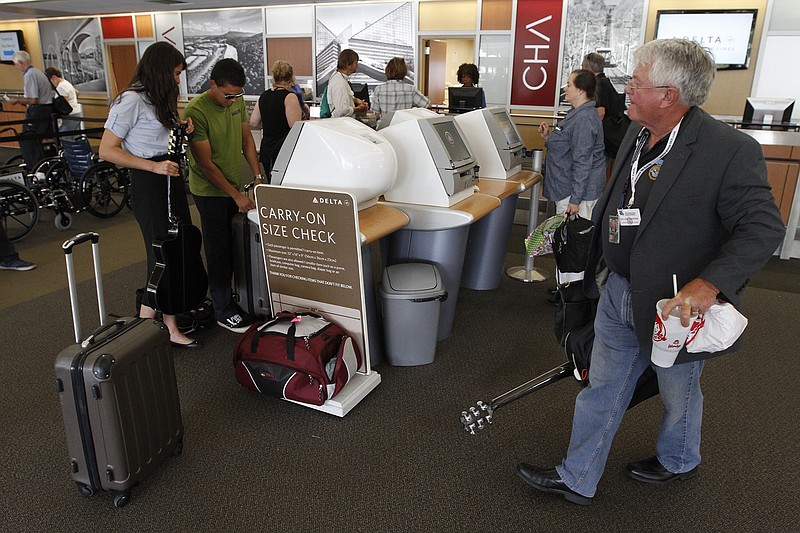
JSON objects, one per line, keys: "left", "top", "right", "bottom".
{"left": 379, "top": 263, "right": 447, "bottom": 366}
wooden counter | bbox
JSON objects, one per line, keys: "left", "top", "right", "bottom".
{"left": 358, "top": 203, "right": 409, "bottom": 244}
{"left": 477, "top": 170, "right": 542, "bottom": 200}
{"left": 741, "top": 129, "right": 800, "bottom": 259}
{"left": 450, "top": 192, "right": 501, "bottom": 222}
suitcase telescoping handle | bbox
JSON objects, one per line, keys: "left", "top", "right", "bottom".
{"left": 63, "top": 232, "right": 108, "bottom": 344}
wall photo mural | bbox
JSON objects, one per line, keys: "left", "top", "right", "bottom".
{"left": 39, "top": 18, "right": 106, "bottom": 93}
{"left": 182, "top": 9, "right": 265, "bottom": 96}
{"left": 560, "top": 0, "right": 646, "bottom": 101}
{"left": 315, "top": 2, "right": 414, "bottom": 96}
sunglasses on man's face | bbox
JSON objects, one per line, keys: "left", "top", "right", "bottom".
{"left": 224, "top": 91, "right": 245, "bottom": 100}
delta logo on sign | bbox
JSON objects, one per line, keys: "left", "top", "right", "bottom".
{"left": 511, "top": 0, "right": 564, "bottom": 107}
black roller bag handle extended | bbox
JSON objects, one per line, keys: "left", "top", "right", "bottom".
{"left": 233, "top": 311, "right": 362, "bottom": 406}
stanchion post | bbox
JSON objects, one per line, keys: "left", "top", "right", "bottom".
{"left": 507, "top": 149, "right": 549, "bottom": 282}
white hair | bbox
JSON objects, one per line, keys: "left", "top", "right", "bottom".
{"left": 633, "top": 39, "right": 716, "bottom": 107}
{"left": 11, "top": 50, "right": 31, "bottom": 64}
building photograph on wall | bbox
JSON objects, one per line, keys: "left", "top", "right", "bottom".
{"left": 39, "top": 17, "right": 106, "bottom": 93}
{"left": 182, "top": 9, "right": 265, "bottom": 96}
{"left": 559, "top": 0, "right": 646, "bottom": 103}
{"left": 315, "top": 2, "right": 414, "bottom": 96}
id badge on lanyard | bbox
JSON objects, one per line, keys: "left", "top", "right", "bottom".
{"left": 608, "top": 121, "right": 683, "bottom": 244}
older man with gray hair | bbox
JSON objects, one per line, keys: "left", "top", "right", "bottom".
{"left": 516, "top": 39, "right": 785, "bottom": 505}
{"left": 8, "top": 51, "right": 55, "bottom": 170}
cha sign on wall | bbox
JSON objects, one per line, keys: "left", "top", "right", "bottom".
{"left": 39, "top": 18, "right": 106, "bottom": 93}
{"left": 182, "top": 9, "right": 265, "bottom": 95}
{"left": 511, "top": 0, "right": 563, "bottom": 107}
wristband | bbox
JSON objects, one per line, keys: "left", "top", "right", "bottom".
{"left": 254, "top": 174, "right": 263, "bottom": 181}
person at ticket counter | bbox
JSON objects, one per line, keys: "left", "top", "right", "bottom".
{"left": 45, "top": 66, "right": 82, "bottom": 138}
{"left": 183, "top": 58, "right": 262, "bottom": 334}
{"left": 538, "top": 69, "right": 606, "bottom": 220}
{"left": 250, "top": 60, "right": 303, "bottom": 182}
{"left": 328, "top": 49, "right": 369, "bottom": 118}
{"left": 456, "top": 63, "right": 486, "bottom": 108}
{"left": 371, "top": 57, "right": 429, "bottom": 128}
{"left": 8, "top": 51, "right": 54, "bottom": 171}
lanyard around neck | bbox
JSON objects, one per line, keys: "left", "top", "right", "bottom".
{"left": 627, "top": 118, "right": 683, "bottom": 208}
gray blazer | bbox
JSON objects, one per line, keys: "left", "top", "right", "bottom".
{"left": 583, "top": 106, "right": 785, "bottom": 364}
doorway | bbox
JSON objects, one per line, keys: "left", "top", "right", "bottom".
{"left": 105, "top": 44, "right": 138, "bottom": 100}
{"left": 420, "top": 38, "right": 475, "bottom": 107}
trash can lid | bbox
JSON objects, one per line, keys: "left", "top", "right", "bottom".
{"left": 380, "top": 263, "right": 445, "bottom": 299}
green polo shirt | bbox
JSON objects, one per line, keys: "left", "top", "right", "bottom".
{"left": 183, "top": 92, "right": 248, "bottom": 197}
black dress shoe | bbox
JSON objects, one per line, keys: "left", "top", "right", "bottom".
{"left": 626, "top": 456, "right": 698, "bottom": 484}
{"left": 515, "top": 463, "right": 592, "bottom": 506}
{"left": 170, "top": 339, "right": 202, "bottom": 350}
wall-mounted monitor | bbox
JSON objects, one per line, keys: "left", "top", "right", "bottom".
{"left": 654, "top": 9, "right": 757, "bottom": 70}
{"left": 0, "top": 30, "right": 25, "bottom": 64}
{"left": 742, "top": 97, "right": 795, "bottom": 130}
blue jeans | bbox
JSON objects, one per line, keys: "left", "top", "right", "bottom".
{"left": 556, "top": 272, "right": 704, "bottom": 497}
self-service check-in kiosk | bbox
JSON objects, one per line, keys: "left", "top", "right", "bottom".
{"left": 454, "top": 107, "right": 525, "bottom": 179}
{"left": 377, "top": 107, "right": 438, "bottom": 130}
{"left": 270, "top": 117, "right": 398, "bottom": 210}
{"left": 380, "top": 113, "right": 479, "bottom": 208}
{"left": 378, "top": 113, "right": 494, "bottom": 341}
{"left": 454, "top": 108, "right": 532, "bottom": 290}
{"left": 266, "top": 117, "right": 401, "bottom": 366}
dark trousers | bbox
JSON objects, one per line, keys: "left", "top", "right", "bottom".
{"left": 129, "top": 167, "right": 191, "bottom": 306}
{"left": 19, "top": 104, "right": 55, "bottom": 171}
{"left": 0, "top": 223, "right": 17, "bottom": 261}
{"left": 193, "top": 194, "right": 239, "bottom": 320}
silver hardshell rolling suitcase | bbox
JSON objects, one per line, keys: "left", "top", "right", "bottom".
{"left": 54, "top": 232, "right": 183, "bottom": 508}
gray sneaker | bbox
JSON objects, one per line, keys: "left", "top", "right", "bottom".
{"left": 217, "top": 313, "right": 255, "bottom": 333}
{"left": 0, "top": 257, "right": 36, "bottom": 271}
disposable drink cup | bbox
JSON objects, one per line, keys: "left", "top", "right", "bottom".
{"left": 651, "top": 299, "right": 699, "bottom": 368}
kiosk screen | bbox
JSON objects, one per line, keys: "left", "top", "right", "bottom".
{"left": 432, "top": 121, "right": 471, "bottom": 164}
{"left": 493, "top": 111, "right": 522, "bottom": 146}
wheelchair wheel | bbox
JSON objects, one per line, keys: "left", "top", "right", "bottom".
{"left": 3, "top": 154, "right": 25, "bottom": 168}
{"left": 0, "top": 179, "right": 39, "bottom": 242}
{"left": 81, "top": 162, "right": 130, "bottom": 218}
{"left": 31, "top": 156, "right": 63, "bottom": 183}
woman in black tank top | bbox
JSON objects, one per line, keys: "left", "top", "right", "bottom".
{"left": 251, "top": 60, "right": 303, "bottom": 181}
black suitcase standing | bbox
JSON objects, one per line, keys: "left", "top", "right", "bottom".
{"left": 232, "top": 212, "right": 271, "bottom": 319}
{"left": 54, "top": 232, "right": 183, "bottom": 508}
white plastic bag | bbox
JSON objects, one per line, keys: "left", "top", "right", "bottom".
{"left": 685, "top": 301, "right": 748, "bottom": 353}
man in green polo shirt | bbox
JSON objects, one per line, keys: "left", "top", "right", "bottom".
{"left": 183, "top": 58, "right": 264, "bottom": 333}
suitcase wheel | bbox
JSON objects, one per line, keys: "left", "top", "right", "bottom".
{"left": 76, "top": 483, "right": 94, "bottom": 497}
{"left": 172, "top": 438, "right": 184, "bottom": 456}
{"left": 114, "top": 492, "right": 130, "bottom": 508}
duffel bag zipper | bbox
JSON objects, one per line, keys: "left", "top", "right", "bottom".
{"left": 242, "top": 358, "right": 326, "bottom": 391}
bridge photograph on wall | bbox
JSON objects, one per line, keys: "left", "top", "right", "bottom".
{"left": 39, "top": 17, "right": 107, "bottom": 93}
